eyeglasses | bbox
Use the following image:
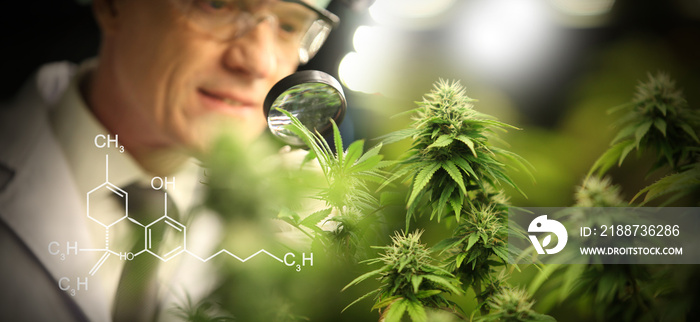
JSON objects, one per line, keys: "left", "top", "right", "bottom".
{"left": 173, "top": 0, "right": 339, "bottom": 64}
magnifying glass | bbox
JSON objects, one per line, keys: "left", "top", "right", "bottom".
{"left": 264, "top": 70, "right": 346, "bottom": 146}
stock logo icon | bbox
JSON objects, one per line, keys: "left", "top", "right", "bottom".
{"left": 528, "top": 215, "right": 568, "bottom": 255}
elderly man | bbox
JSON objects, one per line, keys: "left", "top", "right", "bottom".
{"left": 0, "top": 0, "right": 337, "bottom": 321}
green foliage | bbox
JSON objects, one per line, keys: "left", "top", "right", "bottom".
{"left": 202, "top": 134, "right": 312, "bottom": 222}
{"left": 436, "top": 206, "right": 509, "bottom": 286}
{"left": 575, "top": 176, "right": 625, "bottom": 207}
{"left": 203, "top": 135, "right": 277, "bottom": 220}
{"left": 570, "top": 264, "right": 656, "bottom": 321}
{"left": 344, "top": 79, "right": 539, "bottom": 321}
{"left": 170, "top": 295, "right": 235, "bottom": 322}
{"left": 434, "top": 195, "right": 520, "bottom": 316}
{"left": 548, "top": 177, "right": 658, "bottom": 321}
{"left": 586, "top": 72, "right": 700, "bottom": 207}
{"left": 478, "top": 288, "right": 555, "bottom": 322}
{"left": 384, "top": 79, "right": 531, "bottom": 226}
{"left": 343, "top": 231, "right": 464, "bottom": 322}
{"left": 632, "top": 162, "right": 700, "bottom": 205}
{"left": 542, "top": 77, "right": 700, "bottom": 320}
{"left": 590, "top": 72, "right": 700, "bottom": 176}
{"left": 276, "top": 108, "right": 388, "bottom": 260}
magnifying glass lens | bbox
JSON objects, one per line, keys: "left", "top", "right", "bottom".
{"left": 264, "top": 71, "right": 346, "bottom": 146}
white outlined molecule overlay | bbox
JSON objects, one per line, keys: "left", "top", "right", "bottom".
{"left": 48, "top": 134, "right": 313, "bottom": 297}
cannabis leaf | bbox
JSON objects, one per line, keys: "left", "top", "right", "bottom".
{"left": 386, "top": 79, "right": 532, "bottom": 226}
{"left": 590, "top": 72, "right": 700, "bottom": 177}
{"left": 342, "top": 231, "right": 463, "bottom": 322}
{"left": 278, "top": 108, "right": 388, "bottom": 260}
{"left": 478, "top": 287, "right": 556, "bottom": 322}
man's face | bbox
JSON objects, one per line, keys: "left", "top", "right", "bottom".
{"left": 105, "top": 0, "right": 311, "bottom": 151}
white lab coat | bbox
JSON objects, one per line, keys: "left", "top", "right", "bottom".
{"left": 0, "top": 62, "right": 111, "bottom": 321}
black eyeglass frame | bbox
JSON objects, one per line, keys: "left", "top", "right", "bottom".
{"left": 281, "top": 0, "right": 340, "bottom": 28}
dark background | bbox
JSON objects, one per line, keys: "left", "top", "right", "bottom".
{"left": 2, "top": 0, "right": 699, "bottom": 126}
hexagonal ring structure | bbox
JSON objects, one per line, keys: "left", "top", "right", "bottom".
{"left": 144, "top": 216, "right": 186, "bottom": 261}
{"left": 87, "top": 182, "right": 128, "bottom": 228}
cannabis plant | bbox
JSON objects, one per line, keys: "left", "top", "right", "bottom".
{"left": 343, "top": 230, "right": 464, "bottom": 322}
{"left": 384, "top": 79, "right": 530, "bottom": 226}
{"left": 533, "top": 72, "right": 699, "bottom": 321}
{"left": 478, "top": 287, "right": 555, "bottom": 322}
{"left": 435, "top": 204, "right": 511, "bottom": 315}
{"left": 545, "top": 177, "right": 657, "bottom": 321}
{"left": 394, "top": 80, "right": 531, "bottom": 315}
{"left": 345, "top": 79, "right": 545, "bottom": 321}
{"left": 588, "top": 72, "right": 700, "bottom": 205}
{"left": 277, "top": 108, "right": 388, "bottom": 260}
{"left": 590, "top": 72, "right": 699, "bottom": 176}
{"left": 574, "top": 176, "right": 625, "bottom": 208}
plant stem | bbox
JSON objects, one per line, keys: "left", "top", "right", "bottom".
{"left": 473, "top": 279, "right": 489, "bottom": 316}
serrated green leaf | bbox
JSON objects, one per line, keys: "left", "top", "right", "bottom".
{"left": 315, "top": 128, "right": 333, "bottom": 161}
{"left": 653, "top": 118, "right": 667, "bottom": 137}
{"left": 332, "top": 119, "right": 343, "bottom": 164}
{"left": 466, "top": 234, "right": 479, "bottom": 252}
{"left": 344, "top": 140, "right": 364, "bottom": 169}
{"left": 278, "top": 108, "right": 331, "bottom": 167}
{"left": 378, "top": 165, "right": 413, "bottom": 192}
{"left": 277, "top": 208, "right": 301, "bottom": 226}
{"left": 407, "top": 163, "right": 441, "bottom": 207}
{"left": 442, "top": 161, "right": 467, "bottom": 196}
{"left": 453, "top": 156, "right": 477, "bottom": 179}
{"left": 493, "top": 147, "right": 536, "bottom": 182}
{"left": 349, "top": 155, "right": 383, "bottom": 173}
{"left": 342, "top": 289, "right": 380, "bottom": 313}
{"left": 373, "top": 295, "right": 401, "bottom": 310}
{"left": 607, "top": 102, "right": 632, "bottom": 115}
{"left": 384, "top": 298, "right": 408, "bottom": 322}
{"left": 632, "top": 166, "right": 700, "bottom": 204}
{"left": 428, "top": 135, "right": 454, "bottom": 149}
{"left": 357, "top": 143, "right": 383, "bottom": 164}
{"left": 656, "top": 101, "right": 667, "bottom": 116}
{"left": 449, "top": 194, "right": 463, "bottom": 222}
{"left": 438, "top": 183, "right": 456, "bottom": 213}
{"left": 611, "top": 125, "right": 636, "bottom": 144}
{"left": 415, "top": 290, "right": 442, "bottom": 299}
{"left": 422, "top": 275, "right": 462, "bottom": 295}
{"left": 618, "top": 141, "right": 636, "bottom": 166}
{"left": 380, "top": 128, "right": 417, "bottom": 145}
{"left": 411, "top": 275, "right": 423, "bottom": 293}
{"left": 456, "top": 135, "right": 478, "bottom": 156}
{"left": 492, "top": 246, "right": 510, "bottom": 263}
{"left": 481, "top": 119, "right": 520, "bottom": 130}
{"left": 680, "top": 123, "right": 700, "bottom": 143}
{"left": 342, "top": 268, "right": 384, "bottom": 292}
{"left": 634, "top": 120, "right": 653, "bottom": 148}
{"left": 299, "top": 208, "right": 332, "bottom": 228}
{"left": 405, "top": 300, "right": 427, "bottom": 322}
{"left": 432, "top": 236, "right": 463, "bottom": 253}
{"left": 588, "top": 140, "right": 635, "bottom": 178}
{"left": 455, "top": 252, "right": 467, "bottom": 268}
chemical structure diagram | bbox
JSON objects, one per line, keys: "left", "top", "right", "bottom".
{"left": 48, "top": 134, "right": 313, "bottom": 296}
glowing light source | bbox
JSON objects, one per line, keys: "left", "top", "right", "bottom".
{"left": 352, "top": 25, "right": 378, "bottom": 55}
{"left": 339, "top": 25, "right": 403, "bottom": 94}
{"left": 452, "top": 0, "right": 559, "bottom": 81}
{"left": 368, "top": 0, "right": 458, "bottom": 29}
